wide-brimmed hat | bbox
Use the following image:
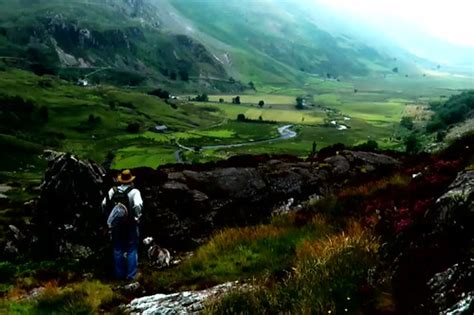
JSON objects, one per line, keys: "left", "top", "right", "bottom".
{"left": 117, "top": 169, "right": 136, "bottom": 184}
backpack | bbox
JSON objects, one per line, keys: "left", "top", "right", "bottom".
{"left": 107, "top": 186, "right": 133, "bottom": 229}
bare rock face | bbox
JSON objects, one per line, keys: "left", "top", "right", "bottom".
{"left": 429, "top": 170, "right": 474, "bottom": 229}
{"left": 428, "top": 261, "right": 474, "bottom": 314}
{"left": 125, "top": 282, "right": 238, "bottom": 314}
{"left": 391, "top": 170, "right": 474, "bottom": 314}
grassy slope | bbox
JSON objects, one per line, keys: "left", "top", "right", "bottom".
{"left": 168, "top": 0, "right": 394, "bottom": 86}
{"left": 0, "top": 0, "right": 229, "bottom": 89}
{"left": 0, "top": 68, "right": 221, "bottom": 172}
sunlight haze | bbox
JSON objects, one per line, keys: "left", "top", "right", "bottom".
{"left": 313, "top": 0, "right": 474, "bottom": 48}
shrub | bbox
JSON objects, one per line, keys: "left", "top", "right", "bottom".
{"left": 237, "top": 114, "right": 246, "bottom": 121}
{"left": 232, "top": 96, "right": 241, "bottom": 104}
{"left": 148, "top": 88, "right": 170, "bottom": 99}
{"left": 38, "top": 106, "right": 49, "bottom": 122}
{"left": 436, "top": 130, "right": 447, "bottom": 142}
{"left": 126, "top": 122, "right": 140, "bottom": 133}
{"left": 400, "top": 117, "right": 414, "bottom": 130}
{"left": 426, "top": 91, "right": 474, "bottom": 132}
{"left": 87, "top": 114, "right": 101, "bottom": 125}
{"left": 353, "top": 140, "right": 379, "bottom": 151}
{"left": 195, "top": 93, "right": 209, "bottom": 102}
{"left": 179, "top": 69, "right": 189, "bottom": 81}
{"left": 295, "top": 97, "right": 304, "bottom": 109}
{"left": 405, "top": 133, "right": 420, "bottom": 154}
{"left": 0, "top": 262, "right": 16, "bottom": 282}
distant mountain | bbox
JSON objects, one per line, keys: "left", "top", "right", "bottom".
{"left": 0, "top": 0, "right": 418, "bottom": 89}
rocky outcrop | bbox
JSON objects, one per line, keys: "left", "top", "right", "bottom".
{"left": 428, "top": 260, "right": 474, "bottom": 314}
{"left": 428, "top": 170, "right": 474, "bottom": 229}
{"left": 32, "top": 153, "right": 107, "bottom": 258}
{"left": 125, "top": 282, "right": 238, "bottom": 315}
{"left": 139, "top": 151, "right": 399, "bottom": 249}
{"left": 391, "top": 170, "right": 474, "bottom": 314}
{"left": 14, "top": 151, "right": 399, "bottom": 258}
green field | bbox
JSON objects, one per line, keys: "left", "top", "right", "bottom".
{"left": 208, "top": 94, "right": 298, "bottom": 105}
{"left": 1, "top": 68, "right": 473, "bottom": 174}
{"left": 192, "top": 102, "right": 325, "bottom": 124}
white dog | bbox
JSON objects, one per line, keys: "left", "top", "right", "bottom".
{"left": 143, "top": 237, "right": 171, "bottom": 269}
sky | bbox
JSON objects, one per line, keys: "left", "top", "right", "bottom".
{"left": 312, "top": 0, "right": 474, "bottom": 48}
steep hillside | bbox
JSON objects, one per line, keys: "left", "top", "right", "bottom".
{"left": 167, "top": 0, "right": 398, "bottom": 84}
{"left": 0, "top": 0, "right": 409, "bottom": 90}
{"left": 0, "top": 0, "right": 233, "bottom": 90}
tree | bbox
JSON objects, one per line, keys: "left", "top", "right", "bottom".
{"left": 232, "top": 96, "right": 241, "bottom": 104}
{"left": 26, "top": 45, "right": 58, "bottom": 76}
{"left": 258, "top": 100, "right": 264, "bottom": 108}
{"left": 405, "top": 133, "right": 420, "bottom": 154}
{"left": 170, "top": 71, "right": 177, "bottom": 80}
{"left": 88, "top": 114, "right": 101, "bottom": 125}
{"left": 195, "top": 93, "right": 209, "bottom": 102}
{"left": 237, "top": 113, "right": 246, "bottom": 121}
{"left": 126, "top": 122, "right": 140, "bottom": 133}
{"left": 392, "top": 67, "right": 399, "bottom": 73}
{"left": 88, "top": 114, "right": 95, "bottom": 124}
{"left": 436, "top": 131, "right": 447, "bottom": 142}
{"left": 178, "top": 69, "right": 189, "bottom": 82}
{"left": 219, "top": 98, "right": 224, "bottom": 103}
{"left": 400, "top": 117, "right": 414, "bottom": 130}
{"left": 38, "top": 106, "right": 49, "bottom": 122}
{"left": 248, "top": 81, "right": 255, "bottom": 90}
{"left": 148, "top": 88, "right": 170, "bottom": 99}
{"left": 295, "top": 97, "right": 304, "bottom": 110}
{"left": 353, "top": 140, "right": 379, "bottom": 151}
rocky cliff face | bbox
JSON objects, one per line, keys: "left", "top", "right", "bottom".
{"left": 16, "top": 150, "right": 399, "bottom": 259}
{"left": 0, "top": 0, "right": 228, "bottom": 84}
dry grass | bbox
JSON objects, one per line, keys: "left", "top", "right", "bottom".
{"left": 199, "top": 225, "right": 286, "bottom": 255}
{"left": 337, "top": 174, "right": 409, "bottom": 199}
{"left": 296, "top": 220, "right": 380, "bottom": 266}
{"left": 206, "top": 220, "right": 381, "bottom": 314}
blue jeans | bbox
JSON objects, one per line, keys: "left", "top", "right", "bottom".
{"left": 112, "top": 223, "right": 139, "bottom": 280}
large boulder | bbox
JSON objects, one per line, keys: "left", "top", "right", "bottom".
{"left": 32, "top": 153, "right": 107, "bottom": 258}
{"left": 427, "top": 260, "right": 474, "bottom": 314}
{"left": 391, "top": 170, "right": 474, "bottom": 314}
{"left": 125, "top": 282, "right": 239, "bottom": 314}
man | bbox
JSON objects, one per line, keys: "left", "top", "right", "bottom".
{"left": 102, "top": 169, "right": 143, "bottom": 280}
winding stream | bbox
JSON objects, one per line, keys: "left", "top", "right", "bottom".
{"left": 174, "top": 125, "right": 297, "bottom": 163}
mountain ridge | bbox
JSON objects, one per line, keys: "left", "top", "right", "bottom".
{"left": 0, "top": 0, "right": 420, "bottom": 90}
